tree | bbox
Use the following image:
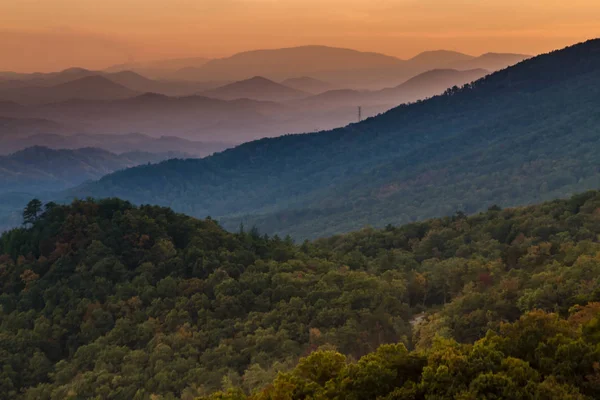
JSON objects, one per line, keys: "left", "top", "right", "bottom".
{"left": 22, "top": 199, "right": 43, "bottom": 226}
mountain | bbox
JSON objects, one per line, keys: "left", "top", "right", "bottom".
{"left": 0, "top": 67, "right": 491, "bottom": 142}
{"left": 376, "top": 68, "right": 489, "bottom": 102}
{"left": 281, "top": 76, "right": 337, "bottom": 94}
{"left": 97, "top": 70, "right": 167, "bottom": 93}
{"left": 1, "top": 191, "right": 600, "bottom": 398}
{"left": 0, "top": 93, "right": 286, "bottom": 141}
{"left": 104, "top": 56, "right": 211, "bottom": 78}
{"left": 171, "top": 45, "right": 528, "bottom": 89}
{"left": 175, "top": 45, "right": 404, "bottom": 82}
{"left": 297, "top": 68, "right": 489, "bottom": 109}
{"left": 203, "top": 76, "right": 309, "bottom": 101}
{"left": 51, "top": 75, "right": 138, "bottom": 100}
{"left": 403, "top": 50, "right": 530, "bottom": 73}
{"left": 0, "top": 49, "right": 530, "bottom": 94}
{"left": 67, "top": 39, "right": 600, "bottom": 239}
{"left": 450, "top": 52, "right": 530, "bottom": 71}
{"left": 101, "top": 70, "right": 230, "bottom": 96}
{"left": 0, "top": 67, "right": 97, "bottom": 88}
{"left": 0, "top": 132, "right": 232, "bottom": 156}
{"left": 0, "top": 68, "right": 224, "bottom": 97}
{"left": 0, "top": 146, "right": 188, "bottom": 193}
{"left": 404, "top": 49, "right": 475, "bottom": 70}
{"left": 0, "top": 76, "right": 139, "bottom": 105}
{"left": 298, "top": 88, "right": 367, "bottom": 107}
{"left": 0, "top": 116, "right": 67, "bottom": 139}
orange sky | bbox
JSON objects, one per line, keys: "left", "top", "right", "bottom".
{"left": 2, "top": 0, "right": 600, "bottom": 72}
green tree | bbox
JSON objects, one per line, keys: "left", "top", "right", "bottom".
{"left": 22, "top": 199, "right": 42, "bottom": 225}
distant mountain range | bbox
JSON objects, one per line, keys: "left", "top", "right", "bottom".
{"left": 448, "top": 52, "right": 531, "bottom": 71}
{"left": 0, "top": 67, "right": 226, "bottom": 98}
{"left": 173, "top": 46, "right": 529, "bottom": 88}
{"left": 64, "top": 39, "right": 600, "bottom": 239}
{"left": 0, "top": 132, "right": 231, "bottom": 156}
{"left": 0, "top": 116, "right": 68, "bottom": 138}
{"left": 0, "top": 45, "right": 529, "bottom": 145}
{"left": 0, "top": 68, "right": 493, "bottom": 141}
{"left": 1, "top": 47, "right": 530, "bottom": 91}
{"left": 0, "top": 146, "right": 188, "bottom": 194}
{"left": 104, "top": 57, "right": 211, "bottom": 79}
{"left": 0, "top": 92, "right": 286, "bottom": 141}
{"left": 375, "top": 68, "right": 489, "bottom": 102}
{"left": 295, "top": 68, "right": 490, "bottom": 110}
{"left": 0, "top": 76, "right": 138, "bottom": 105}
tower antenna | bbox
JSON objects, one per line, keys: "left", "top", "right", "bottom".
{"left": 358, "top": 106, "right": 362, "bottom": 123}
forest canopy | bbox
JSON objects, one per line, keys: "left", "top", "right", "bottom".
{"left": 1, "top": 191, "right": 600, "bottom": 399}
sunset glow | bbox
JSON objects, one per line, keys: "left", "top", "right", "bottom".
{"left": 3, "top": 0, "right": 600, "bottom": 71}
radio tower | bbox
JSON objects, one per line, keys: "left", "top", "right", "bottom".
{"left": 358, "top": 106, "right": 362, "bottom": 123}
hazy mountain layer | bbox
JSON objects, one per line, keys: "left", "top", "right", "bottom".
{"left": 0, "top": 146, "right": 189, "bottom": 194}
{"left": 67, "top": 39, "right": 600, "bottom": 239}
{"left": 280, "top": 76, "right": 337, "bottom": 94}
{"left": 0, "top": 68, "right": 491, "bottom": 142}
{"left": 203, "top": 76, "right": 308, "bottom": 102}
{"left": 0, "top": 132, "right": 232, "bottom": 156}
{"left": 0, "top": 76, "right": 138, "bottom": 105}
{"left": 151, "top": 45, "right": 528, "bottom": 89}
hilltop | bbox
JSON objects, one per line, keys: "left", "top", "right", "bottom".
{"left": 203, "top": 76, "right": 308, "bottom": 102}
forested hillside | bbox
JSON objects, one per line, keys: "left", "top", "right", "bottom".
{"left": 2, "top": 191, "right": 600, "bottom": 399}
{"left": 72, "top": 39, "right": 600, "bottom": 239}
{"left": 0, "top": 147, "right": 190, "bottom": 232}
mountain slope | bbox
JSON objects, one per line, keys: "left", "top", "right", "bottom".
{"left": 104, "top": 56, "right": 211, "bottom": 78}
{"left": 0, "top": 67, "right": 97, "bottom": 88}
{"left": 0, "top": 132, "right": 231, "bottom": 156}
{"left": 376, "top": 68, "right": 489, "bottom": 102}
{"left": 281, "top": 76, "right": 337, "bottom": 94}
{"left": 404, "top": 49, "right": 475, "bottom": 70}
{"left": 68, "top": 39, "right": 600, "bottom": 239}
{"left": 0, "top": 76, "right": 138, "bottom": 105}
{"left": 203, "top": 76, "right": 308, "bottom": 101}
{"left": 0, "top": 68, "right": 220, "bottom": 97}
{"left": 0, "top": 116, "right": 67, "bottom": 139}
{"left": 450, "top": 52, "right": 530, "bottom": 71}
{"left": 0, "top": 146, "right": 187, "bottom": 193}
{"left": 1, "top": 93, "right": 284, "bottom": 141}
{"left": 293, "top": 69, "right": 488, "bottom": 112}
{"left": 303, "top": 68, "right": 489, "bottom": 107}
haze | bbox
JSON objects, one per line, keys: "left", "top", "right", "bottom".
{"left": 3, "top": 0, "right": 600, "bottom": 72}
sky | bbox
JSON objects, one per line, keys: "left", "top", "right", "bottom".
{"left": 2, "top": 0, "right": 600, "bottom": 72}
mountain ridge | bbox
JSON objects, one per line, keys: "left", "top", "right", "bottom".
{"left": 170, "top": 45, "right": 528, "bottom": 88}
{"left": 203, "top": 76, "right": 308, "bottom": 102}
{"left": 0, "top": 132, "right": 233, "bottom": 156}
{"left": 0, "top": 75, "right": 139, "bottom": 105}
{"left": 0, "top": 145, "right": 190, "bottom": 194}
{"left": 66, "top": 39, "right": 600, "bottom": 239}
